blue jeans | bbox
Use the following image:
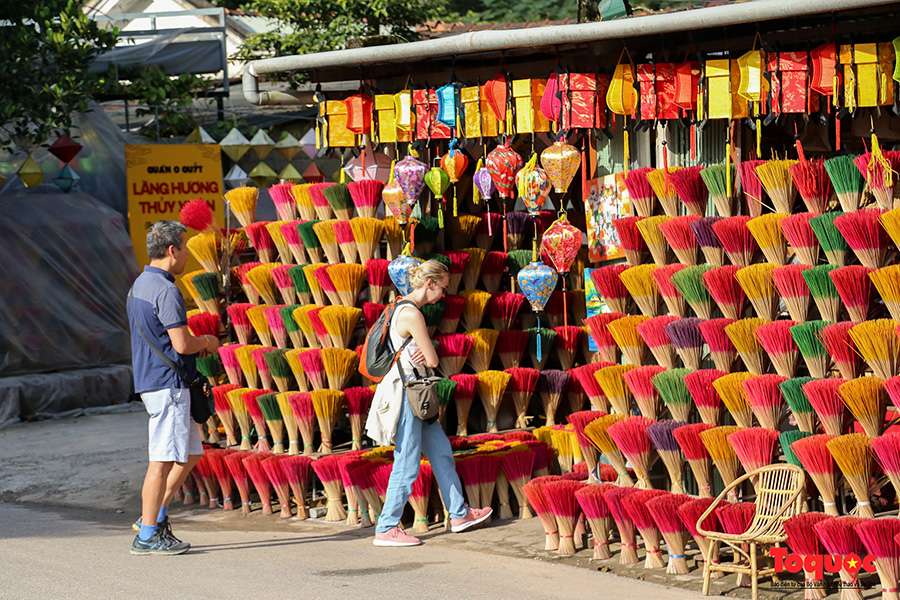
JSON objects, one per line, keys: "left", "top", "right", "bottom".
{"left": 375, "top": 394, "right": 468, "bottom": 533}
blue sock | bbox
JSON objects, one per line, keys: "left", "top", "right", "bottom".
{"left": 138, "top": 524, "right": 158, "bottom": 541}
{"left": 157, "top": 505, "right": 168, "bottom": 522}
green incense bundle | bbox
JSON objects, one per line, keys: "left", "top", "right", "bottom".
{"left": 425, "top": 253, "right": 451, "bottom": 269}
{"left": 297, "top": 220, "right": 322, "bottom": 249}
{"left": 823, "top": 155, "right": 864, "bottom": 212}
{"left": 264, "top": 349, "right": 294, "bottom": 393}
{"left": 421, "top": 300, "right": 446, "bottom": 330}
{"left": 192, "top": 272, "right": 220, "bottom": 300}
{"left": 809, "top": 212, "right": 847, "bottom": 266}
{"left": 289, "top": 265, "right": 311, "bottom": 296}
{"left": 671, "top": 265, "right": 714, "bottom": 319}
{"left": 257, "top": 392, "right": 286, "bottom": 454}
{"left": 700, "top": 163, "right": 737, "bottom": 217}
{"left": 280, "top": 304, "right": 303, "bottom": 349}
{"left": 790, "top": 320, "right": 830, "bottom": 378}
{"left": 802, "top": 264, "right": 840, "bottom": 322}
{"left": 196, "top": 353, "right": 223, "bottom": 382}
{"left": 527, "top": 327, "right": 557, "bottom": 370}
{"left": 779, "top": 376, "right": 816, "bottom": 433}
{"left": 435, "top": 378, "right": 457, "bottom": 407}
{"left": 779, "top": 430, "right": 813, "bottom": 466}
{"left": 412, "top": 216, "right": 441, "bottom": 247}
{"left": 507, "top": 249, "right": 533, "bottom": 276}
{"left": 651, "top": 367, "right": 693, "bottom": 422}
{"left": 322, "top": 183, "right": 353, "bottom": 220}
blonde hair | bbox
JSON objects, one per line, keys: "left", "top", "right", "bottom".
{"left": 408, "top": 259, "right": 449, "bottom": 289}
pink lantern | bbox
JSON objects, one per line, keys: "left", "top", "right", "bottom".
{"left": 393, "top": 155, "right": 427, "bottom": 202}
{"left": 539, "top": 214, "right": 583, "bottom": 328}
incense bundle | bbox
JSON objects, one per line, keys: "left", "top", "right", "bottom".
{"left": 883, "top": 207, "right": 900, "bottom": 254}
{"left": 810, "top": 211, "right": 848, "bottom": 267}
{"left": 658, "top": 215, "right": 700, "bottom": 266}
{"left": 243, "top": 388, "right": 272, "bottom": 450}
{"left": 467, "top": 328, "right": 499, "bottom": 372}
{"left": 603, "top": 485, "right": 641, "bottom": 565}
{"left": 223, "top": 451, "right": 252, "bottom": 514}
{"left": 450, "top": 373, "right": 478, "bottom": 436}
{"left": 670, "top": 165, "right": 709, "bottom": 216}
{"left": 246, "top": 264, "right": 280, "bottom": 306}
{"left": 218, "top": 345, "right": 244, "bottom": 387}
{"left": 607, "top": 315, "right": 650, "bottom": 366}
{"left": 287, "top": 392, "right": 316, "bottom": 455}
{"left": 755, "top": 159, "right": 798, "bottom": 214}
{"left": 712, "top": 216, "right": 757, "bottom": 268}
{"left": 444, "top": 251, "right": 470, "bottom": 295}
{"left": 538, "top": 370, "right": 570, "bottom": 426}
{"left": 590, "top": 264, "right": 630, "bottom": 313}
{"left": 585, "top": 312, "right": 624, "bottom": 364}
{"left": 685, "top": 369, "right": 727, "bottom": 426}
{"left": 233, "top": 262, "right": 261, "bottom": 303}
{"left": 827, "top": 433, "right": 874, "bottom": 517}
{"left": 543, "top": 480, "right": 587, "bottom": 556}
{"left": 838, "top": 376, "right": 887, "bottom": 438}
{"left": 242, "top": 452, "right": 274, "bottom": 514}
{"left": 488, "top": 292, "right": 525, "bottom": 332}
{"left": 226, "top": 304, "right": 253, "bottom": 346}
{"left": 612, "top": 216, "right": 648, "bottom": 265}
{"left": 692, "top": 216, "right": 724, "bottom": 266}
{"left": 790, "top": 158, "right": 834, "bottom": 214}
{"left": 349, "top": 217, "right": 384, "bottom": 264}
{"left": 624, "top": 167, "right": 657, "bottom": 217}
{"left": 619, "top": 264, "right": 660, "bottom": 317}
{"left": 735, "top": 264, "right": 777, "bottom": 321}
{"left": 506, "top": 211, "right": 528, "bottom": 249}
{"left": 364, "top": 258, "right": 391, "bottom": 305}
{"left": 781, "top": 212, "right": 820, "bottom": 266}
{"left": 704, "top": 266, "right": 746, "bottom": 320}
{"left": 677, "top": 497, "right": 720, "bottom": 568}
{"left": 527, "top": 327, "right": 556, "bottom": 370}
{"left": 653, "top": 367, "right": 693, "bottom": 422}
{"left": 477, "top": 370, "right": 511, "bottom": 433}
{"left": 870, "top": 265, "right": 900, "bottom": 321}
{"left": 408, "top": 461, "right": 433, "bottom": 533}
{"left": 226, "top": 187, "right": 258, "bottom": 228}
{"left": 636, "top": 315, "right": 679, "bottom": 369}
{"left": 802, "top": 265, "right": 840, "bottom": 322}
{"left": 646, "top": 493, "right": 692, "bottom": 575}
{"left": 461, "top": 290, "right": 491, "bottom": 332}
{"left": 700, "top": 425, "right": 742, "bottom": 495}
{"left": 671, "top": 265, "right": 713, "bottom": 319}
{"left": 673, "top": 423, "right": 714, "bottom": 497}
{"left": 212, "top": 384, "right": 240, "bottom": 446}
{"left": 570, "top": 363, "right": 609, "bottom": 412}
{"left": 773, "top": 264, "right": 812, "bottom": 322}
{"left": 292, "top": 305, "right": 322, "bottom": 349}
{"left": 453, "top": 215, "right": 482, "bottom": 248}
{"left": 791, "top": 320, "right": 831, "bottom": 378}
{"left": 789, "top": 434, "right": 838, "bottom": 515}
{"left": 574, "top": 484, "right": 613, "bottom": 559}
{"left": 645, "top": 167, "right": 681, "bottom": 216}
{"left": 437, "top": 333, "right": 474, "bottom": 375}
{"left": 873, "top": 431, "right": 900, "bottom": 501}
{"left": 475, "top": 213, "right": 501, "bottom": 250}
{"left": 263, "top": 349, "right": 292, "bottom": 393}
{"left": 523, "top": 476, "right": 563, "bottom": 551}
{"left": 854, "top": 151, "right": 900, "bottom": 210}
{"left": 834, "top": 208, "right": 888, "bottom": 269}
{"left": 326, "top": 263, "right": 365, "bottom": 307}
{"left": 780, "top": 376, "right": 817, "bottom": 433}
{"left": 554, "top": 326, "right": 581, "bottom": 371}
{"left": 725, "top": 318, "right": 767, "bottom": 375}
{"left": 246, "top": 306, "right": 273, "bottom": 348}
{"left": 322, "top": 183, "right": 353, "bottom": 221}
{"left": 754, "top": 320, "right": 799, "bottom": 378}
{"left": 666, "top": 317, "right": 705, "bottom": 370}
{"left": 312, "top": 220, "right": 342, "bottom": 264}
{"left": 607, "top": 416, "right": 656, "bottom": 490}
{"left": 712, "top": 372, "right": 754, "bottom": 428}
{"left": 699, "top": 318, "right": 737, "bottom": 372}
{"left": 435, "top": 377, "right": 457, "bottom": 423}
{"left": 309, "top": 183, "right": 336, "bottom": 221}
{"left": 266, "top": 222, "right": 294, "bottom": 264}
{"left": 381, "top": 217, "right": 403, "bottom": 259}
{"left": 501, "top": 443, "right": 536, "bottom": 518}
{"left": 583, "top": 414, "right": 634, "bottom": 486}
{"left": 595, "top": 364, "right": 636, "bottom": 415}
{"left": 701, "top": 163, "right": 737, "bottom": 217}
{"left": 245, "top": 222, "right": 276, "bottom": 263}
{"left": 623, "top": 365, "right": 665, "bottom": 420}
{"left": 814, "top": 516, "right": 866, "bottom": 600}
{"left": 481, "top": 251, "right": 508, "bottom": 293}
{"left": 621, "top": 490, "right": 669, "bottom": 569}
{"left": 824, "top": 155, "right": 864, "bottom": 212}
{"left": 347, "top": 179, "right": 384, "bottom": 219}
{"left": 270, "top": 266, "right": 297, "bottom": 307}
{"left": 747, "top": 213, "right": 788, "bottom": 265}
{"left": 803, "top": 378, "right": 846, "bottom": 437}
{"left": 635, "top": 215, "right": 672, "bottom": 266}
{"left": 321, "top": 347, "right": 358, "bottom": 390}
{"left": 186, "top": 231, "right": 219, "bottom": 273}
{"left": 742, "top": 374, "right": 786, "bottom": 430}
{"left": 849, "top": 319, "right": 900, "bottom": 379}
{"left": 647, "top": 420, "right": 686, "bottom": 494}
{"left": 729, "top": 427, "right": 778, "bottom": 476}
{"left": 319, "top": 305, "right": 362, "bottom": 349}
{"left": 234, "top": 345, "right": 260, "bottom": 388}
{"left": 462, "top": 247, "right": 486, "bottom": 292}
{"left": 310, "top": 454, "right": 348, "bottom": 522}
{"left": 783, "top": 512, "right": 831, "bottom": 600}
{"left": 264, "top": 306, "right": 290, "bottom": 349}
{"left": 568, "top": 410, "right": 605, "bottom": 479}
{"left": 261, "top": 455, "right": 294, "bottom": 518}
{"left": 311, "top": 389, "right": 344, "bottom": 454}
{"left": 856, "top": 518, "right": 900, "bottom": 600}
{"left": 651, "top": 264, "right": 686, "bottom": 317}
{"left": 297, "top": 348, "right": 325, "bottom": 390}
{"left": 190, "top": 272, "right": 222, "bottom": 314}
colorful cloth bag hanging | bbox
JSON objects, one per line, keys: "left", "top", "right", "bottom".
{"left": 838, "top": 44, "right": 894, "bottom": 109}
{"left": 561, "top": 72, "right": 609, "bottom": 129}
{"left": 540, "top": 72, "right": 562, "bottom": 124}
{"left": 607, "top": 61, "right": 638, "bottom": 117}
{"left": 483, "top": 74, "right": 512, "bottom": 133}
{"left": 767, "top": 51, "right": 809, "bottom": 114}
{"left": 324, "top": 100, "right": 356, "bottom": 147}
{"left": 344, "top": 94, "right": 373, "bottom": 135}
{"left": 513, "top": 78, "right": 550, "bottom": 133}
{"left": 374, "top": 94, "right": 411, "bottom": 144}
{"left": 674, "top": 61, "right": 701, "bottom": 114}
{"left": 413, "top": 89, "right": 451, "bottom": 140}
{"left": 704, "top": 58, "right": 733, "bottom": 119}
{"left": 436, "top": 83, "right": 459, "bottom": 129}
{"left": 395, "top": 90, "right": 414, "bottom": 134}
{"left": 810, "top": 43, "right": 838, "bottom": 99}
{"left": 636, "top": 62, "right": 678, "bottom": 120}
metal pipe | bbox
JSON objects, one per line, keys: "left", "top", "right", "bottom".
{"left": 242, "top": 0, "right": 899, "bottom": 104}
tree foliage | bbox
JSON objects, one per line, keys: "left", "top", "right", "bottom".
{"left": 0, "top": 1, "right": 118, "bottom": 151}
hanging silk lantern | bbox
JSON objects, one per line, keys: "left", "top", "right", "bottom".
{"left": 517, "top": 261, "right": 558, "bottom": 362}
{"left": 424, "top": 166, "right": 450, "bottom": 197}
{"left": 393, "top": 155, "right": 427, "bottom": 202}
{"left": 540, "top": 213, "right": 583, "bottom": 275}
{"left": 382, "top": 180, "right": 408, "bottom": 223}
{"left": 540, "top": 140, "right": 581, "bottom": 194}
{"left": 441, "top": 143, "right": 469, "bottom": 218}
{"left": 485, "top": 143, "right": 523, "bottom": 199}
{"left": 521, "top": 167, "right": 551, "bottom": 216}
{"left": 473, "top": 166, "right": 495, "bottom": 200}
{"left": 388, "top": 255, "right": 423, "bottom": 296}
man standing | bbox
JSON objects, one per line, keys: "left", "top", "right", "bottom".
{"left": 127, "top": 221, "right": 219, "bottom": 555}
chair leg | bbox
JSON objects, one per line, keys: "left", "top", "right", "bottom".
{"left": 702, "top": 538, "right": 715, "bottom": 596}
{"left": 750, "top": 542, "right": 758, "bottom": 600}
{"left": 771, "top": 543, "right": 780, "bottom": 584}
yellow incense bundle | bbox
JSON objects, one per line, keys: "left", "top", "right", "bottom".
{"left": 594, "top": 364, "right": 637, "bottom": 415}
{"left": 462, "top": 247, "right": 487, "bottom": 291}
{"left": 326, "top": 263, "right": 366, "bottom": 307}
{"left": 476, "top": 370, "right": 512, "bottom": 433}
{"left": 284, "top": 349, "right": 310, "bottom": 392}
{"left": 735, "top": 264, "right": 778, "bottom": 321}
{"left": 266, "top": 221, "right": 293, "bottom": 264}
{"left": 837, "top": 376, "right": 887, "bottom": 438}
{"left": 725, "top": 317, "right": 768, "bottom": 375}
{"left": 607, "top": 315, "right": 650, "bottom": 366}
{"left": 235, "top": 344, "right": 261, "bottom": 389}
{"left": 849, "top": 319, "right": 900, "bottom": 379}
{"left": 225, "top": 186, "right": 258, "bottom": 228}
{"left": 311, "top": 389, "right": 344, "bottom": 454}
{"left": 292, "top": 305, "right": 322, "bottom": 349}
{"left": 700, "top": 425, "right": 742, "bottom": 492}
{"left": 826, "top": 433, "right": 874, "bottom": 518}
{"left": 350, "top": 217, "right": 385, "bottom": 264}
{"left": 186, "top": 231, "right": 220, "bottom": 273}
{"left": 319, "top": 305, "right": 362, "bottom": 348}
{"left": 467, "top": 328, "right": 499, "bottom": 372}
{"left": 646, "top": 167, "right": 682, "bottom": 217}
{"left": 746, "top": 213, "right": 788, "bottom": 265}
{"left": 869, "top": 266, "right": 900, "bottom": 321}
{"left": 321, "top": 347, "right": 358, "bottom": 390}
{"left": 226, "top": 386, "right": 253, "bottom": 449}
{"left": 711, "top": 372, "right": 754, "bottom": 428}
{"left": 312, "top": 220, "right": 341, "bottom": 264}
{"left": 462, "top": 290, "right": 492, "bottom": 331}
{"left": 635, "top": 215, "right": 672, "bottom": 266}
{"left": 619, "top": 264, "right": 660, "bottom": 317}
{"left": 246, "top": 263, "right": 280, "bottom": 305}
{"left": 583, "top": 414, "right": 634, "bottom": 486}
{"left": 755, "top": 160, "right": 798, "bottom": 214}
{"left": 246, "top": 305, "right": 273, "bottom": 346}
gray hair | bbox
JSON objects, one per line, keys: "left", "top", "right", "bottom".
{"left": 147, "top": 221, "right": 187, "bottom": 259}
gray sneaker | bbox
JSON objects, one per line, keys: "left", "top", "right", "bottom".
{"left": 130, "top": 530, "right": 190, "bottom": 556}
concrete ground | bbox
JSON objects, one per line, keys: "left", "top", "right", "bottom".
{"left": 0, "top": 409, "right": 810, "bottom": 599}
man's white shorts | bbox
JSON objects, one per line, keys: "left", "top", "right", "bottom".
{"left": 141, "top": 388, "right": 203, "bottom": 463}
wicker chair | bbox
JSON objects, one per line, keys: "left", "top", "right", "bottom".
{"left": 696, "top": 463, "right": 806, "bottom": 600}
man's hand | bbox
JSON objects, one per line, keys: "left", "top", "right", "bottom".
{"left": 203, "top": 335, "right": 220, "bottom": 354}
{"left": 409, "top": 347, "right": 427, "bottom": 367}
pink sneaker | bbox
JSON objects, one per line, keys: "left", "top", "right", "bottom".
{"left": 450, "top": 507, "right": 493, "bottom": 533}
{"left": 373, "top": 527, "right": 422, "bottom": 547}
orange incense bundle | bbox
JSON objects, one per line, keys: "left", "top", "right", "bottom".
{"left": 747, "top": 213, "right": 788, "bottom": 265}
{"left": 437, "top": 333, "right": 474, "bottom": 375}
{"left": 699, "top": 318, "right": 737, "bottom": 372}
{"left": 729, "top": 427, "right": 779, "bottom": 475}
{"left": 612, "top": 216, "right": 648, "bottom": 265}
{"left": 712, "top": 371, "right": 754, "bottom": 428}
{"left": 822, "top": 322, "right": 861, "bottom": 380}
{"left": 838, "top": 376, "right": 887, "bottom": 439}
{"left": 635, "top": 315, "right": 679, "bottom": 369}
{"left": 603, "top": 485, "right": 641, "bottom": 565}
{"left": 583, "top": 414, "right": 633, "bottom": 486}
{"left": 780, "top": 212, "right": 821, "bottom": 266}
{"left": 754, "top": 320, "right": 799, "bottom": 378}
{"left": 658, "top": 215, "right": 701, "bottom": 266}
{"left": 574, "top": 484, "right": 613, "bottom": 559}
{"left": 670, "top": 165, "right": 709, "bottom": 216}
{"left": 712, "top": 216, "right": 758, "bottom": 268}
{"left": 310, "top": 454, "right": 348, "bottom": 522}
{"left": 242, "top": 452, "right": 274, "bottom": 514}
{"left": 646, "top": 493, "right": 692, "bottom": 575}
{"left": 623, "top": 365, "right": 665, "bottom": 420}
{"left": 584, "top": 312, "right": 624, "bottom": 363}
{"left": 826, "top": 433, "right": 874, "bottom": 518}
{"left": 607, "top": 416, "right": 656, "bottom": 489}
{"left": 773, "top": 264, "right": 812, "bottom": 322}
{"left": 622, "top": 489, "right": 668, "bottom": 569}
{"left": 684, "top": 369, "right": 726, "bottom": 426}
{"left": 673, "top": 423, "right": 714, "bottom": 497}
{"left": 488, "top": 291, "right": 525, "bottom": 331}
{"left": 543, "top": 479, "right": 587, "bottom": 556}
{"left": 523, "top": 475, "right": 563, "bottom": 550}
{"left": 652, "top": 263, "right": 687, "bottom": 317}
{"left": 481, "top": 250, "right": 508, "bottom": 293}
{"left": 624, "top": 167, "right": 657, "bottom": 217}
{"left": 461, "top": 290, "right": 491, "bottom": 332}
{"left": 725, "top": 318, "right": 767, "bottom": 375}
{"left": 590, "top": 264, "right": 630, "bottom": 313}
{"left": 570, "top": 363, "right": 610, "bottom": 413}
{"left": 450, "top": 373, "right": 478, "bottom": 436}
{"left": 703, "top": 266, "right": 746, "bottom": 320}
{"left": 834, "top": 208, "right": 888, "bottom": 269}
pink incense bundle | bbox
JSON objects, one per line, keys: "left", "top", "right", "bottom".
{"left": 685, "top": 369, "right": 727, "bottom": 426}
{"left": 204, "top": 449, "right": 234, "bottom": 510}
{"left": 574, "top": 484, "right": 613, "bottom": 559}
{"left": 298, "top": 349, "right": 326, "bottom": 391}
{"left": 673, "top": 423, "right": 714, "bottom": 497}
{"left": 554, "top": 326, "right": 582, "bottom": 371}
{"left": 450, "top": 373, "right": 478, "bottom": 436}
{"left": 437, "top": 333, "right": 475, "bottom": 375}
{"left": 814, "top": 516, "right": 866, "bottom": 600}
{"left": 728, "top": 427, "right": 779, "bottom": 474}
{"left": 500, "top": 443, "right": 536, "bottom": 518}
{"left": 739, "top": 159, "right": 766, "bottom": 217}
{"left": 781, "top": 212, "right": 821, "bottom": 266}
{"left": 310, "top": 454, "right": 348, "bottom": 522}
{"left": 342, "top": 457, "right": 378, "bottom": 525}
{"left": 242, "top": 452, "right": 274, "bottom": 514}
{"left": 263, "top": 306, "right": 288, "bottom": 349}
{"left": 715, "top": 502, "right": 755, "bottom": 536}
{"left": 698, "top": 318, "right": 737, "bottom": 372}
{"left": 584, "top": 312, "right": 624, "bottom": 363}
{"left": 855, "top": 151, "right": 900, "bottom": 209}
{"left": 669, "top": 165, "right": 709, "bottom": 216}
{"left": 783, "top": 512, "right": 831, "bottom": 600}
{"left": 308, "top": 182, "right": 335, "bottom": 220}
{"left": 440, "top": 294, "right": 466, "bottom": 334}
{"left": 234, "top": 261, "right": 262, "bottom": 303}
{"left": 343, "top": 386, "right": 374, "bottom": 450}
{"left": 347, "top": 179, "right": 384, "bottom": 218}
{"left": 830, "top": 265, "right": 872, "bottom": 323}
{"left": 871, "top": 432, "right": 900, "bottom": 499}
{"left": 791, "top": 434, "right": 839, "bottom": 515}
{"left": 507, "top": 367, "right": 540, "bottom": 428}
{"left": 243, "top": 388, "right": 272, "bottom": 451}
{"left": 612, "top": 216, "right": 648, "bottom": 265}
{"left": 223, "top": 450, "right": 252, "bottom": 515}
{"left": 834, "top": 208, "right": 888, "bottom": 269}
{"left": 245, "top": 222, "right": 275, "bottom": 262}
{"left": 624, "top": 167, "right": 657, "bottom": 217}
{"left": 590, "top": 264, "right": 630, "bottom": 313}
{"left": 227, "top": 304, "right": 254, "bottom": 346}
{"left": 772, "top": 264, "right": 812, "bottom": 322}
{"left": 803, "top": 378, "right": 846, "bottom": 436}
{"left": 193, "top": 453, "right": 217, "bottom": 509}
{"left": 570, "top": 363, "right": 609, "bottom": 412}
{"left": 886, "top": 376, "right": 900, "bottom": 413}
{"left": 362, "top": 302, "right": 384, "bottom": 330}
{"left": 542, "top": 479, "right": 587, "bottom": 556}
{"left": 481, "top": 251, "right": 508, "bottom": 293}
{"left": 652, "top": 264, "right": 687, "bottom": 317}
{"left": 602, "top": 485, "right": 640, "bottom": 565}
{"left": 568, "top": 410, "right": 606, "bottom": 478}
{"left": 790, "top": 158, "right": 834, "bottom": 215}
{"left": 623, "top": 365, "right": 665, "bottom": 420}
{"left": 261, "top": 455, "right": 293, "bottom": 518}
{"left": 754, "top": 320, "right": 799, "bottom": 378}
{"left": 821, "top": 322, "right": 861, "bottom": 379}
{"left": 646, "top": 493, "right": 692, "bottom": 574}
{"left": 607, "top": 416, "right": 656, "bottom": 489}
{"left": 365, "top": 259, "right": 390, "bottom": 305}
{"left": 270, "top": 265, "right": 296, "bottom": 306}
{"left": 742, "top": 374, "right": 787, "bottom": 431}
{"left": 712, "top": 216, "right": 758, "bottom": 267}
{"left": 703, "top": 266, "right": 746, "bottom": 320}
{"left": 488, "top": 291, "right": 524, "bottom": 331}
{"left": 522, "top": 475, "right": 563, "bottom": 550}
{"left": 658, "top": 215, "right": 701, "bottom": 266}
{"left": 855, "top": 518, "right": 900, "bottom": 600}
{"left": 496, "top": 330, "right": 528, "bottom": 369}
{"left": 251, "top": 347, "right": 276, "bottom": 390}
{"left": 311, "top": 267, "right": 340, "bottom": 307}
{"left": 621, "top": 489, "right": 668, "bottom": 569}
{"left": 445, "top": 251, "right": 470, "bottom": 295}
{"left": 281, "top": 221, "right": 305, "bottom": 264}
{"left": 635, "top": 315, "right": 679, "bottom": 369}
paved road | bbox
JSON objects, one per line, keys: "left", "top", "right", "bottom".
{"left": 0, "top": 502, "right": 718, "bottom": 600}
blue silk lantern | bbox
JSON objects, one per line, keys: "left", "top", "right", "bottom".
{"left": 436, "top": 83, "right": 459, "bottom": 128}
{"left": 517, "top": 261, "right": 558, "bottom": 361}
{"left": 388, "top": 254, "right": 423, "bottom": 296}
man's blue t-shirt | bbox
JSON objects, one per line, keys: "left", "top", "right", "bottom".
{"left": 127, "top": 266, "right": 195, "bottom": 393}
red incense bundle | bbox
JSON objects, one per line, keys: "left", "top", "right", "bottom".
{"left": 646, "top": 493, "right": 692, "bottom": 574}
{"left": 440, "top": 294, "right": 466, "bottom": 334}
{"left": 261, "top": 456, "right": 293, "bottom": 519}
{"left": 501, "top": 443, "right": 536, "bottom": 518}
{"left": 362, "top": 302, "right": 385, "bottom": 331}
{"left": 698, "top": 318, "right": 737, "bottom": 372}
{"left": 554, "top": 326, "right": 582, "bottom": 371}
{"left": 855, "top": 150, "right": 900, "bottom": 209}
{"left": 481, "top": 250, "right": 508, "bottom": 293}
{"left": 803, "top": 378, "right": 846, "bottom": 437}
{"left": 658, "top": 215, "right": 701, "bottom": 266}
{"left": 278, "top": 454, "right": 312, "bottom": 520}
{"left": 715, "top": 502, "right": 755, "bottom": 536}
{"left": 834, "top": 208, "right": 888, "bottom": 269}
{"left": 814, "top": 516, "right": 866, "bottom": 600}
{"left": 742, "top": 374, "right": 787, "bottom": 431}
{"left": 488, "top": 291, "right": 525, "bottom": 331}
{"left": 872, "top": 431, "right": 900, "bottom": 498}
{"left": 607, "top": 416, "right": 656, "bottom": 489}
{"left": 245, "top": 221, "right": 275, "bottom": 262}
{"left": 543, "top": 479, "right": 586, "bottom": 556}
{"left": 545, "top": 291, "right": 570, "bottom": 328}
{"left": 635, "top": 315, "right": 679, "bottom": 369}
{"left": 703, "top": 266, "right": 746, "bottom": 320}
{"left": 624, "top": 167, "right": 657, "bottom": 217}
{"left": 856, "top": 518, "right": 900, "bottom": 600}
{"left": 365, "top": 258, "right": 390, "bottom": 304}
{"left": 590, "top": 264, "right": 630, "bottom": 313}
{"left": 242, "top": 452, "right": 274, "bottom": 515}
{"left": 612, "top": 216, "right": 648, "bottom": 265}
{"left": 568, "top": 410, "right": 605, "bottom": 480}
{"left": 784, "top": 512, "right": 831, "bottom": 600}
{"left": 790, "top": 158, "right": 833, "bottom": 214}
{"left": 287, "top": 392, "right": 316, "bottom": 456}
{"left": 409, "top": 461, "right": 434, "bottom": 534}
{"left": 223, "top": 450, "right": 252, "bottom": 515}
{"left": 739, "top": 159, "right": 766, "bottom": 217}
{"left": 790, "top": 435, "right": 837, "bottom": 516}
{"left": 227, "top": 304, "right": 253, "bottom": 346}
{"left": 584, "top": 312, "right": 625, "bottom": 363}
{"left": 821, "top": 322, "right": 861, "bottom": 380}
{"left": 298, "top": 349, "right": 326, "bottom": 391}
{"left": 754, "top": 320, "right": 799, "bottom": 378}
{"left": 728, "top": 427, "right": 779, "bottom": 474}
{"left": 233, "top": 261, "right": 262, "bottom": 303}
{"left": 450, "top": 373, "right": 478, "bottom": 436}
{"left": 570, "top": 363, "right": 609, "bottom": 413}
{"left": 773, "top": 264, "right": 812, "bottom": 322}
{"left": 781, "top": 212, "right": 821, "bottom": 266}
{"left": 437, "top": 333, "right": 475, "bottom": 375}
{"left": 685, "top": 369, "right": 727, "bottom": 426}
{"left": 310, "top": 454, "right": 348, "bottom": 522}
{"left": 652, "top": 263, "right": 687, "bottom": 317}
{"left": 622, "top": 489, "right": 668, "bottom": 569}
{"left": 445, "top": 251, "right": 471, "bottom": 295}
{"left": 507, "top": 367, "right": 540, "bottom": 428}
{"left": 212, "top": 383, "right": 240, "bottom": 446}
{"left": 679, "top": 497, "right": 721, "bottom": 569}
{"left": 203, "top": 449, "right": 233, "bottom": 511}
{"left": 347, "top": 179, "right": 384, "bottom": 219}
{"left": 575, "top": 484, "right": 612, "bottom": 559}
{"left": 886, "top": 376, "right": 900, "bottom": 412}
{"left": 712, "top": 216, "right": 758, "bottom": 268}
{"left": 623, "top": 365, "right": 665, "bottom": 420}
{"left": 344, "top": 386, "right": 374, "bottom": 451}
{"left": 830, "top": 266, "right": 873, "bottom": 323}
{"left": 496, "top": 330, "right": 528, "bottom": 370}
{"left": 673, "top": 423, "right": 714, "bottom": 497}
{"left": 243, "top": 388, "right": 271, "bottom": 452}
{"left": 670, "top": 165, "right": 709, "bottom": 216}
{"left": 603, "top": 485, "right": 640, "bottom": 565}
{"left": 523, "top": 475, "right": 563, "bottom": 550}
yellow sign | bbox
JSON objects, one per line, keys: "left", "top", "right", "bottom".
{"left": 126, "top": 144, "right": 224, "bottom": 267}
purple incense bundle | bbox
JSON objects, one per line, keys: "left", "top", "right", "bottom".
{"left": 666, "top": 317, "right": 705, "bottom": 370}
{"left": 691, "top": 216, "right": 724, "bottom": 266}
{"left": 647, "top": 419, "right": 686, "bottom": 494}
